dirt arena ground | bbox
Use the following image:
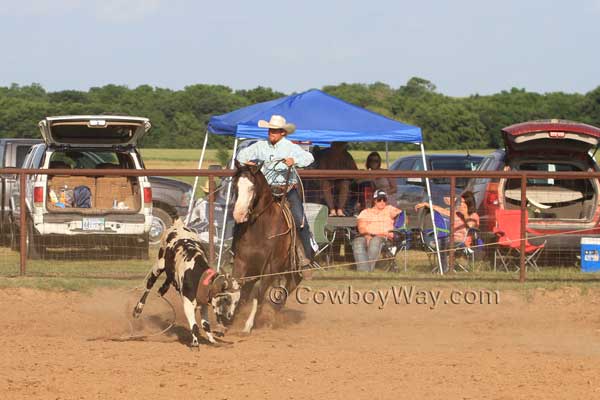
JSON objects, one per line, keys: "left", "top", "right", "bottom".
{"left": 2, "top": 285, "right": 600, "bottom": 399}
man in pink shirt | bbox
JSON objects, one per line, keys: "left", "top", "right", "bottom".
{"left": 352, "top": 190, "right": 402, "bottom": 272}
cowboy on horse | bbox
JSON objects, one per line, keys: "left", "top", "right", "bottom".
{"left": 236, "top": 115, "right": 319, "bottom": 271}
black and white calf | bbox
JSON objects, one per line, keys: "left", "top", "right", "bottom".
{"left": 133, "top": 219, "right": 241, "bottom": 347}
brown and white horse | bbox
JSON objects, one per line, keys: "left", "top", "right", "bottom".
{"left": 231, "top": 161, "right": 302, "bottom": 333}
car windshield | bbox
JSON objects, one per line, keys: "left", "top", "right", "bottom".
{"left": 519, "top": 162, "right": 581, "bottom": 186}
{"left": 431, "top": 158, "right": 481, "bottom": 171}
{"left": 430, "top": 157, "right": 482, "bottom": 186}
{"left": 48, "top": 150, "right": 134, "bottom": 169}
{"left": 50, "top": 124, "right": 136, "bottom": 144}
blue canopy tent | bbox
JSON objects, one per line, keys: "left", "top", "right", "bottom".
{"left": 207, "top": 89, "right": 422, "bottom": 144}
{"left": 189, "top": 89, "right": 443, "bottom": 273}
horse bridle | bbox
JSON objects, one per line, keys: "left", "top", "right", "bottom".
{"left": 235, "top": 165, "right": 273, "bottom": 223}
{"left": 235, "top": 161, "right": 297, "bottom": 224}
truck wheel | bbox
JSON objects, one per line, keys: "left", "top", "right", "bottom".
{"left": 149, "top": 207, "right": 173, "bottom": 246}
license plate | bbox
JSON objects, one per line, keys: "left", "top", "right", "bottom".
{"left": 82, "top": 217, "right": 105, "bottom": 231}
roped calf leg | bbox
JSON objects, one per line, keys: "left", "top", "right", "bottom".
{"left": 200, "top": 304, "right": 217, "bottom": 344}
{"left": 133, "top": 260, "right": 165, "bottom": 318}
{"left": 157, "top": 268, "right": 175, "bottom": 296}
{"left": 182, "top": 295, "right": 201, "bottom": 347}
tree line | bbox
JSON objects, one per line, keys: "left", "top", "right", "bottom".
{"left": 1, "top": 78, "right": 599, "bottom": 150}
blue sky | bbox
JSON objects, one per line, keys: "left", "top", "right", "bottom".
{"left": 1, "top": 0, "right": 599, "bottom": 97}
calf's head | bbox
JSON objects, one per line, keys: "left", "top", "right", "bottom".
{"left": 210, "top": 274, "right": 241, "bottom": 326}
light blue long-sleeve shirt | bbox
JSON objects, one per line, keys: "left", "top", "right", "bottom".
{"left": 236, "top": 137, "right": 314, "bottom": 186}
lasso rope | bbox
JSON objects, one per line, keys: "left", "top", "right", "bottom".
{"left": 85, "top": 267, "right": 178, "bottom": 342}
{"left": 107, "top": 292, "right": 177, "bottom": 342}
{"left": 239, "top": 225, "right": 598, "bottom": 280}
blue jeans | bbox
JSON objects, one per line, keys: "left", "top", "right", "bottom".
{"left": 352, "top": 235, "right": 386, "bottom": 272}
{"left": 287, "top": 188, "right": 314, "bottom": 260}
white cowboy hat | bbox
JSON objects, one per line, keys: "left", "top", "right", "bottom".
{"left": 258, "top": 115, "right": 296, "bottom": 134}
{"left": 200, "top": 180, "right": 210, "bottom": 193}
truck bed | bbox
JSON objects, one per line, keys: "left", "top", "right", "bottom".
{"left": 46, "top": 176, "right": 141, "bottom": 214}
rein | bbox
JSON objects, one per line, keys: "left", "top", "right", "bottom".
{"left": 243, "top": 160, "right": 294, "bottom": 224}
{"left": 247, "top": 194, "right": 274, "bottom": 223}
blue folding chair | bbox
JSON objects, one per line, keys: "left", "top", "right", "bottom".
{"left": 383, "top": 210, "right": 411, "bottom": 272}
{"left": 419, "top": 210, "right": 450, "bottom": 273}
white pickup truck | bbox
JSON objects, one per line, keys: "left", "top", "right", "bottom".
{"left": 10, "top": 115, "right": 153, "bottom": 259}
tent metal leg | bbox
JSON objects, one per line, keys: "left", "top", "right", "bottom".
{"left": 420, "top": 143, "right": 443, "bottom": 275}
{"left": 185, "top": 131, "right": 209, "bottom": 225}
{"left": 217, "top": 138, "right": 239, "bottom": 272}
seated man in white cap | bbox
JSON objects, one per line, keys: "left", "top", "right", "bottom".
{"left": 352, "top": 189, "right": 402, "bottom": 272}
{"left": 236, "top": 115, "right": 318, "bottom": 269}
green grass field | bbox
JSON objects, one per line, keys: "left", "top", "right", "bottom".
{"left": 2, "top": 244, "right": 600, "bottom": 293}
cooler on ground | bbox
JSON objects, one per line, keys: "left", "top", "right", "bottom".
{"left": 581, "top": 237, "right": 600, "bottom": 272}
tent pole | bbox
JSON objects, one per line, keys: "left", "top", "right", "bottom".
{"left": 420, "top": 143, "right": 444, "bottom": 275}
{"left": 217, "top": 138, "right": 239, "bottom": 272}
{"left": 385, "top": 142, "right": 389, "bottom": 168}
{"left": 185, "top": 130, "right": 209, "bottom": 225}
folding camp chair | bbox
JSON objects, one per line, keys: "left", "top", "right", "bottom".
{"left": 187, "top": 198, "right": 235, "bottom": 269}
{"left": 420, "top": 210, "right": 477, "bottom": 273}
{"left": 493, "top": 209, "right": 545, "bottom": 272}
{"left": 420, "top": 210, "right": 450, "bottom": 273}
{"left": 304, "top": 203, "right": 337, "bottom": 265}
{"left": 381, "top": 210, "right": 411, "bottom": 272}
{"left": 454, "top": 227, "right": 480, "bottom": 272}
{"left": 188, "top": 199, "right": 233, "bottom": 241}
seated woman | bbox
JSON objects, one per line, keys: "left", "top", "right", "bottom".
{"left": 357, "top": 151, "right": 397, "bottom": 209}
{"left": 352, "top": 189, "right": 402, "bottom": 272}
{"left": 415, "top": 191, "right": 480, "bottom": 271}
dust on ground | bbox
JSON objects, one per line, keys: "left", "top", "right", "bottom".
{"left": 1, "top": 286, "right": 600, "bottom": 400}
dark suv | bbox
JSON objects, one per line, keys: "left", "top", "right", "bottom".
{"left": 389, "top": 154, "right": 483, "bottom": 229}
{"left": 465, "top": 119, "right": 600, "bottom": 258}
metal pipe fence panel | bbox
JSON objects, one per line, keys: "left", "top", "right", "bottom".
{"left": 1, "top": 168, "right": 599, "bottom": 282}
